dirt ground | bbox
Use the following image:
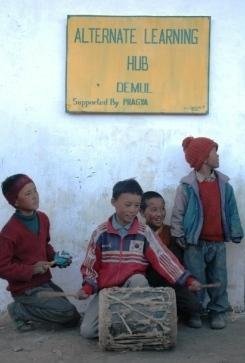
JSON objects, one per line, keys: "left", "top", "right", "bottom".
{"left": 1, "top": 311, "right": 245, "bottom": 363}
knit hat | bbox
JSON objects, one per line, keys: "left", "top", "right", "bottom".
{"left": 2, "top": 174, "right": 33, "bottom": 206}
{"left": 182, "top": 136, "right": 218, "bottom": 170}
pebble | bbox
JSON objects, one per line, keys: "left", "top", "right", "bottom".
{"left": 13, "top": 346, "right": 24, "bottom": 352}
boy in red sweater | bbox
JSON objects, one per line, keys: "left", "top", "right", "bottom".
{"left": 171, "top": 137, "right": 244, "bottom": 329}
{"left": 0, "top": 174, "right": 80, "bottom": 331}
{"left": 77, "top": 178, "right": 201, "bottom": 339}
{"left": 140, "top": 191, "right": 201, "bottom": 328}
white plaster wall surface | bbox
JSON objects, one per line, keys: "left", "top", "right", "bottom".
{"left": 0, "top": 0, "right": 244, "bottom": 312}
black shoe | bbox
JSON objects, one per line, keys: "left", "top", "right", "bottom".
{"left": 187, "top": 314, "right": 202, "bottom": 328}
{"left": 15, "top": 320, "right": 35, "bottom": 332}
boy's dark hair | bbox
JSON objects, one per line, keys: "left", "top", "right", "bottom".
{"left": 140, "top": 191, "right": 165, "bottom": 212}
{"left": 112, "top": 179, "right": 143, "bottom": 200}
{"left": 1, "top": 174, "right": 26, "bottom": 197}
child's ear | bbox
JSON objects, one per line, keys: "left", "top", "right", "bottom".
{"left": 203, "top": 156, "right": 209, "bottom": 165}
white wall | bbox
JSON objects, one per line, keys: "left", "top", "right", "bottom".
{"left": 0, "top": 0, "right": 244, "bottom": 312}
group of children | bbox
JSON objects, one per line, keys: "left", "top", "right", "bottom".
{"left": 0, "top": 136, "right": 243, "bottom": 337}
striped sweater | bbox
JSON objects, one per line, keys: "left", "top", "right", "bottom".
{"left": 81, "top": 216, "right": 191, "bottom": 295}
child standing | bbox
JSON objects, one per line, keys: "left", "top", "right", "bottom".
{"left": 77, "top": 178, "right": 201, "bottom": 338}
{"left": 140, "top": 191, "right": 201, "bottom": 328}
{"left": 171, "top": 137, "right": 244, "bottom": 329}
{"left": 0, "top": 174, "right": 80, "bottom": 331}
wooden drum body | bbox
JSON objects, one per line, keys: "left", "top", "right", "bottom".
{"left": 99, "top": 286, "right": 177, "bottom": 351}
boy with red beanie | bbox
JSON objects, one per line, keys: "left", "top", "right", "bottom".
{"left": 171, "top": 137, "right": 244, "bottom": 329}
{"left": 0, "top": 174, "right": 80, "bottom": 331}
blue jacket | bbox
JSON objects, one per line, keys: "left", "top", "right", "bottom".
{"left": 171, "top": 170, "right": 244, "bottom": 245}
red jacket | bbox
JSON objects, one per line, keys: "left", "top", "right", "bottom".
{"left": 0, "top": 211, "right": 55, "bottom": 295}
{"left": 81, "top": 216, "right": 190, "bottom": 295}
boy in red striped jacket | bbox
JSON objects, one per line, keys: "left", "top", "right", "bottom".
{"left": 77, "top": 178, "right": 201, "bottom": 339}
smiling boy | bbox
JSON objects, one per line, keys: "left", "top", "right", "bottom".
{"left": 140, "top": 191, "right": 201, "bottom": 327}
{"left": 77, "top": 178, "right": 201, "bottom": 338}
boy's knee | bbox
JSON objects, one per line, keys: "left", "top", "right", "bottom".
{"left": 126, "top": 274, "right": 149, "bottom": 288}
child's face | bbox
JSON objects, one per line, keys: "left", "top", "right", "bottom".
{"left": 142, "top": 197, "right": 166, "bottom": 230}
{"left": 205, "top": 146, "right": 219, "bottom": 169}
{"left": 14, "top": 182, "right": 39, "bottom": 215}
{"left": 111, "top": 193, "right": 141, "bottom": 226}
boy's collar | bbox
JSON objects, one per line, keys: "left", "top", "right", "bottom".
{"left": 196, "top": 170, "right": 216, "bottom": 182}
{"left": 107, "top": 215, "right": 139, "bottom": 235}
{"left": 112, "top": 214, "right": 132, "bottom": 231}
{"left": 15, "top": 210, "right": 37, "bottom": 220}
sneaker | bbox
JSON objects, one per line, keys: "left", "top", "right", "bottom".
{"left": 210, "top": 313, "right": 226, "bottom": 329}
{"left": 187, "top": 314, "right": 202, "bottom": 328}
{"left": 15, "top": 320, "right": 35, "bottom": 332}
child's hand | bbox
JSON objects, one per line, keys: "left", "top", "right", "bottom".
{"left": 53, "top": 250, "right": 72, "bottom": 268}
{"left": 188, "top": 279, "right": 202, "bottom": 292}
{"left": 175, "top": 236, "right": 187, "bottom": 249}
{"left": 76, "top": 289, "right": 89, "bottom": 300}
{"left": 33, "top": 261, "right": 50, "bottom": 275}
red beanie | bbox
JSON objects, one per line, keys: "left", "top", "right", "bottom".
{"left": 182, "top": 136, "right": 218, "bottom": 171}
{"left": 3, "top": 174, "right": 33, "bottom": 206}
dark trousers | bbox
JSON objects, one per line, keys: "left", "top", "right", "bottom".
{"left": 146, "top": 268, "right": 201, "bottom": 319}
{"left": 8, "top": 281, "right": 80, "bottom": 327}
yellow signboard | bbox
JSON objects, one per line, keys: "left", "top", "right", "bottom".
{"left": 66, "top": 16, "right": 210, "bottom": 114}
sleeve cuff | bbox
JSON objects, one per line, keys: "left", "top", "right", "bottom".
{"left": 185, "top": 276, "right": 196, "bottom": 288}
{"left": 232, "top": 238, "right": 241, "bottom": 243}
{"left": 176, "top": 270, "right": 191, "bottom": 286}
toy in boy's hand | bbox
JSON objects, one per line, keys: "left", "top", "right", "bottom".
{"left": 53, "top": 250, "right": 72, "bottom": 268}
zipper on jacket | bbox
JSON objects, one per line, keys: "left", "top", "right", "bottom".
{"left": 115, "top": 237, "right": 123, "bottom": 285}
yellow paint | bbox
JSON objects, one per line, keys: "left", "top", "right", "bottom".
{"left": 66, "top": 16, "right": 210, "bottom": 114}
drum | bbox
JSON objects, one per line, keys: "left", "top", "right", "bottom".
{"left": 99, "top": 286, "right": 177, "bottom": 351}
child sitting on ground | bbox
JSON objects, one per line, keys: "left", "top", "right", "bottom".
{"left": 77, "top": 178, "right": 201, "bottom": 338}
{"left": 0, "top": 174, "right": 80, "bottom": 331}
{"left": 140, "top": 191, "right": 201, "bottom": 328}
